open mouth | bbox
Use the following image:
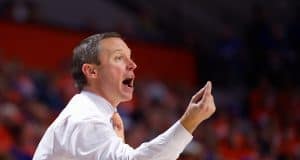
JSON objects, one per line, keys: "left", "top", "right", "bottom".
{"left": 122, "top": 78, "right": 134, "bottom": 88}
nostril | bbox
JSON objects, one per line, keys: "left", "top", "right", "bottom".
{"left": 127, "top": 60, "right": 137, "bottom": 70}
{"left": 130, "top": 60, "right": 137, "bottom": 69}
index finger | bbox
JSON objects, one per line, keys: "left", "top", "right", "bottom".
{"left": 203, "top": 81, "right": 212, "bottom": 100}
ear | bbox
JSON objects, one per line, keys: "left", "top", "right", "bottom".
{"left": 82, "top": 64, "right": 97, "bottom": 79}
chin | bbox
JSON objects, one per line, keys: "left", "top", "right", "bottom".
{"left": 120, "top": 94, "right": 133, "bottom": 102}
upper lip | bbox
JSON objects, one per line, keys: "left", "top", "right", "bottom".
{"left": 128, "top": 74, "right": 135, "bottom": 80}
{"left": 125, "top": 73, "right": 135, "bottom": 80}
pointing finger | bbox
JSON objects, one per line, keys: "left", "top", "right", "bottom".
{"left": 203, "top": 81, "right": 212, "bottom": 100}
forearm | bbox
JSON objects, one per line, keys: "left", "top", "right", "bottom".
{"left": 67, "top": 120, "right": 192, "bottom": 160}
{"left": 132, "top": 121, "right": 193, "bottom": 160}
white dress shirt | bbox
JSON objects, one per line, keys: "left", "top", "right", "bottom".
{"left": 33, "top": 91, "right": 193, "bottom": 160}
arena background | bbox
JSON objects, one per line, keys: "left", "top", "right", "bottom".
{"left": 0, "top": 0, "right": 299, "bottom": 159}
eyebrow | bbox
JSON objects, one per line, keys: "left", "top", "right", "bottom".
{"left": 112, "top": 48, "right": 132, "bottom": 55}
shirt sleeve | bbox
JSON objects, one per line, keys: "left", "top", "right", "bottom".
{"left": 55, "top": 120, "right": 193, "bottom": 160}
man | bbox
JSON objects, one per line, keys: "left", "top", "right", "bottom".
{"left": 33, "top": 32, "right": 216, "bottom": 160}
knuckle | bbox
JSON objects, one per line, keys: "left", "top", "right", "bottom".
{"left": 191, "top": 95, "right": 196, "bottom": 100}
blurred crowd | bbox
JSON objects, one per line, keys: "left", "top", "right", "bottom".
{"left": 197, "top": 4, "right": 300, "bottom": 88}
{"left": 193, "top": 4, "right": 300, "bottom": 160}
{"left": 0, "top": 1, "right": 300, "bottom": 160}
{"left": 0, "top": 57, "right": 76, "bottom": 160}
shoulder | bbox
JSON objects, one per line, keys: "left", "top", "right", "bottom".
{"left": 67, "top": 94, "right": 107, "bottom": 118}
{"left": 53, "top": 94, "right": 111, "bottom": 131}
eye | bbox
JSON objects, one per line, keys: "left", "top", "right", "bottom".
{"left": 115, "top": 55, "right": 123, "bottom": 61}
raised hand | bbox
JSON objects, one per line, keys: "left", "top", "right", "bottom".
{"left": 180, "top": 81, "right": 216, "bottom": 133}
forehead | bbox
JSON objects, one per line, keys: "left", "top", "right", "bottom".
{"left": 99, "top": 37, "right": 131, "bottom": 55}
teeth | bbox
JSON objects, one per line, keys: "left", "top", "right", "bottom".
{"left": 122, "top": 75, "right": 134, "bottom": 88}
{"left": 129, "top": 80, "right": 133, "bottom": 87}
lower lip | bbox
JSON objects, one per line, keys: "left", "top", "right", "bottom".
{"left": 123, "top": 85, "right": 134, "bottom": 92}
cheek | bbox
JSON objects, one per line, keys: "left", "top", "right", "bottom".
{"left": 112, "top": 66, "right": 124, "bottom": 76}
{"left": 102, "top": 66, "right": 124, "bottom": 82}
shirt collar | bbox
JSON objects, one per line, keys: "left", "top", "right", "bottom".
{"left": 80, "top": 90, "right": 117, "bottom": 117}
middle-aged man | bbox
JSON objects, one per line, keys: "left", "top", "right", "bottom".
{"left": 33, "top": 32, "right": 216, "bottom": 160}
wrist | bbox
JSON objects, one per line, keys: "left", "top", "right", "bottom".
{"left": 179, "top": 115, "right": 203, "bottom": 134}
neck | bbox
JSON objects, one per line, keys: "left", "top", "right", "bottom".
{"left": 82, "top": 86, "right": 119, "bottom": 108}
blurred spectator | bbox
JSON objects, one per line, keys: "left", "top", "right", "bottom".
{"left": 215, "top": 24, "right": 245, "bottom": 86}
{"left": 179, "top": 141, "right": 204, "bottom": 160}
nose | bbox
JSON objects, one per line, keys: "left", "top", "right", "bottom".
{"left": 127, "top": 58, "right": 137, "bottom": 71}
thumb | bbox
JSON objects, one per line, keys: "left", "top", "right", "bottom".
{"left": 191, "top": 84, "right": 206, "bottom": 103}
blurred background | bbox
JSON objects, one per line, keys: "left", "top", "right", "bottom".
{"left": 0, "top": 0, "right": 300, "bottom": 159}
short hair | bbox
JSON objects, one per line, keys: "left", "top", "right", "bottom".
{"left": 71, "top": 32, "right": 121, "bottom": 91}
